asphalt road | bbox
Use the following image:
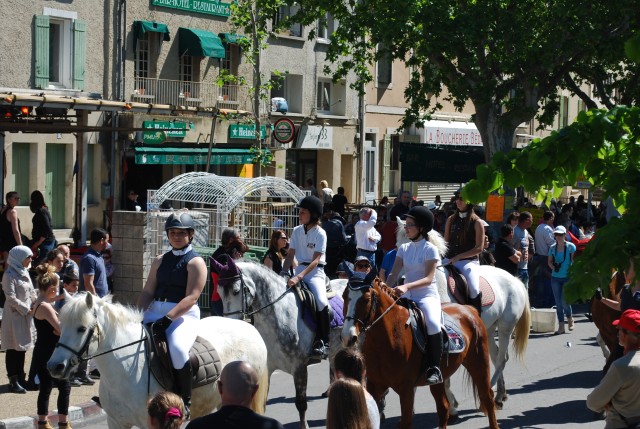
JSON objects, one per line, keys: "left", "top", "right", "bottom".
{"left": 68, "top": 309, "right": 611, "bottom": 429}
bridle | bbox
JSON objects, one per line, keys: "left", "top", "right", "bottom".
{"left": 345, "top": 285, "right": 400, "bottom": 333}
{"left": 221, "top": 269, "right": 292, "bottom": 321}
{"left": 56, "top": 309, "right": 147, "bottom": 362}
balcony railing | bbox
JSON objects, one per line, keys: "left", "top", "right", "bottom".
{"left": 128, "top": 77, "right": 251, "bottom": 111}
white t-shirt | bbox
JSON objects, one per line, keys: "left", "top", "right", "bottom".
{"left": 397, "top": 238, "right": 441, "bottom": 294}
{"left": 289, "top": 224, "right": 327, "bottom": 264}
{"left": 355, "top": 210, "right": 380, "bottom": 251}
{"left": 365, "top": 390, "right": 380, "bottom": 429}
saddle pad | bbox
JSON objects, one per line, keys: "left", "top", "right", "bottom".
{"left": 442, "top": 312, "right": 465, "bottom": 354}
{"left": 403, "top": 300, "right": 465, "bottom": 355}
{"left": 329, "top": 294, "right": 344, "bottom": 328}
{"left": 447, "top": 273, "right": 495, "bottom": 307}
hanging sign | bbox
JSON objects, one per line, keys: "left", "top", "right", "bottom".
{"left": 229, "top": 124, "right": 267, "bottom": 140}
{"left": 273, "top": 118, "right": 295, "bottom": 144}
{"left": 142, "top": 121, "right": 187, "bottom": 138}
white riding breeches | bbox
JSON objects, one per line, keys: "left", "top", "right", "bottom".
{"left": 143, "top": 301, "right": 200, "bottom": 369}
{"left": 402, "top": 286, "right": 442, "bottom": 335}
{"left": 452, "top": 259, "right": 480, "bottom": 299}
{"left": 294, "top": 265, "right": 329, "bottom": 309}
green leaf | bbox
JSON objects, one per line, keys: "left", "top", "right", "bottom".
{"left": 625, "top": 34, "right": 640, "bottom": 63}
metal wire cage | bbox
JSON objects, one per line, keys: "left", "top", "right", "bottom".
{"left": 144, "top": 172, "right": 308, "bottom": 309}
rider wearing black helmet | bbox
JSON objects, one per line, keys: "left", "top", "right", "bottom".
{"left": 137, "top": 212, "right": 206, "bottom": 417}
{"left": 282, "top": 195, "right": 331, "bottom": 359}
{"left": 386, "top": 206, "right": 444, "bottom": 385}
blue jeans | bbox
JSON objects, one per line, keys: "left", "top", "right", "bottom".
{"left": 533, "top": 255, "right": 554, "bottom": 307}
{"left": 517, "top": 269, "right": 529, "bottom": 289}
{"left": 551, "top": 277, "right": 572, "bottom": 323}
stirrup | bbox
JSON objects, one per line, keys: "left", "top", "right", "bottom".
{"left": 311, "top": 340, "right": 328, "bottom": 359}
{"left": 425, "top": 367, "right": 443, "bottom": 385}
{"left": 182, "top": 400, "right": 191, "bottom": 420}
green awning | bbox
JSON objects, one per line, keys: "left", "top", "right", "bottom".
{"left": 178, "top": 28, "right": 225, "bottom": 58}
{"left": 134, "top": 146, "right": 269, "bottom": 165}
{"left": 133, "top": 21, "right": 171, "bottom": 48}
{"left": 219, "top": 33, "right": 247, "bottom": 44}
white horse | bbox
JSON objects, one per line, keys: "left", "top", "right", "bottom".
{"left": 211, "top": 258, "right": 346, "bottom": 429}
{"left": 396, "top": 219, "right": 531, "bottom": 409}
{"left": 48, "top": 292, "right": 270, "bottom": 429}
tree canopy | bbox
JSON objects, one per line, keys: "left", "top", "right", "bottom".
{"left": 462, "top": 106, "right": 640, "bottom": 302}
{"left": 293, "top": 0, "right": 640, "bottom": 160}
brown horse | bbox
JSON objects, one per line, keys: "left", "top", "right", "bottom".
{"left": 590, "top": 271, "right": 626, "bottom": 373}
{"left": 342, "top": 278, "right": 498, "bottom": 429}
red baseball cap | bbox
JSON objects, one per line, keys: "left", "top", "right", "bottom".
{"left": 613, "top": 309, "right": 640, "bottom": 333}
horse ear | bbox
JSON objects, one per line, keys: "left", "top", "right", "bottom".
{"left": 396, "top": 216, "right": 403, "bottom": 224}
{"left": 227, "top": 257, "right": 239, "bottom": 276}
{"left": 85, "top": 292, "right": 94, "bottom": 309}
{"left": 210, "top": 256, "right": 226, "bottom": 274}
{"left": 364, "top": 270, "right": 377, "bottom": 285}
{"left": 63, "top": 289, "right": 72, "bottom": 301}
{"left": 344, "top": 262, "right": 354, "bottom": 279}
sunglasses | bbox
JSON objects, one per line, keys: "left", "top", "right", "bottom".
{"left": 355, "top": 263, "right": 371, "bottom": 269}
{"left": 279, "top": 236, "right": 288, "bottom": 240}
{"left": 404, "top": 223, "right": 417, "bottom": 228}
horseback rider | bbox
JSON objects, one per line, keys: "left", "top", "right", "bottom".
{"left": 137, "top": 212, "right": 207, "bottom": 418}
{"left": 386, "top": 206, "right": 444, "bottom": 385}
{"left": 444, "top": 190, "right": 484, "bottom": 315}
{"left": 281, "top": 195, "right": 331, "bottom": 359}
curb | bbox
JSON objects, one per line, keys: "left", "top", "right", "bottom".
{"left": 0, "top": 401, "right": 105, "bottom": 429}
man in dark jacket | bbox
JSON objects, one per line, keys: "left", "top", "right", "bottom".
{"left": 322, "top": 203, "right": 347, "bottom": 279}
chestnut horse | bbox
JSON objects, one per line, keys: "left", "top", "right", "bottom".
{"left": 590, "top": 271, "right": 626, "bottom": 373}
{"left": 342, "top": 277, "right": 498, "bottom": 429}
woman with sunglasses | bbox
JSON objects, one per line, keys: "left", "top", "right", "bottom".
{"left": 547, "top": 225, "right": 576, "bottom": 335}
{"left": 386, "top": 206, "right": 443, "bottom": 385}
{"left": 263, "top": 229, "right": 295, "bottom": 275}
{"left": 443, "top": 191, "right": 485, "bottom": 315}
{"left": 1, "top": 245, "right": 37, "bottom": 393}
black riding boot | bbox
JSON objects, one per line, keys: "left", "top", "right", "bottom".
{"left": 175, "top": 363, "right": 192, "bottom": 419}
{"left": 471, "top": 291, "right": 483, "bottom": 316}
{"left": 311, "top": 306, "right": 330, "bottom": 359}
{"left": 9, "top": 375, "right": 27, "bottom": 394}
{"left": 425, "top": 334, "right": 443, "bottom": 385}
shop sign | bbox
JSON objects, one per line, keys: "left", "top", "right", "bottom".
{"left": 135, "top": 153, "right": 255, "bottom": 165}
{"left": 151, "top": 0, "right": 231, "bottom": 17}
{"left": 142, "top": 120, "right": 187, "bottom": 138}
{"left": 297, "top": 125, "right": 333, "bottom": 149}
{"left": 229, "top": 124, "right": 267, "bottom": 139}
{"left": 400, "top": 143, "right": 484, "bottom": 183}
{"left": 141, "top": 130, "right": 166, "bottom": 144}
{"left": 416, "top": 120, "right": 483, "bottom": 146}
{"left": 273, "top": 118, "right": 295, "bottom": 144}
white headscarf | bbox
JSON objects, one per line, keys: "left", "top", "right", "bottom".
{"left": 7, "top": 245, "right": 33, "bottom": 278}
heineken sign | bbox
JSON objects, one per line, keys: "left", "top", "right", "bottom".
{"left": 229, "top": 124, "right": 267, "bottom": 140}
{"left": 151, "top": 0, "right": 231, "bottom": 17}
{"left": 142, "top": 121, "right": 187, "bottom": 139}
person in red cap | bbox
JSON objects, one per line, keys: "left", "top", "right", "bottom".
{"left": 587, "top": 309, "right": 640, "bottom": 428}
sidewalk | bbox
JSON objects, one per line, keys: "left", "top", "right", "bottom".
{"left": 0, "top": 351, "right": 104, "bottom": 429}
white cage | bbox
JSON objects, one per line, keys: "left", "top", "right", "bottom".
{"left": 144, "top": 172, "right": 308, "bottom": 308}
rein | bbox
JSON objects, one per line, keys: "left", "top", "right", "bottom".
{"left": 222, "top": 270, "right": 293, "bottom": 319}
{"left": 346, "top": 286, "right": 401, "bottom": 332}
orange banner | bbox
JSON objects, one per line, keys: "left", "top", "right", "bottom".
{"left": 486, "top": 195, "right": 505, "bottom": 222}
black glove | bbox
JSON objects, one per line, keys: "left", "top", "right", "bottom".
{"left": 595, "top": 288, "right": 603, "bottom": 301}
{"left": 154, "top": 315, "right": 173, "bottom": 331}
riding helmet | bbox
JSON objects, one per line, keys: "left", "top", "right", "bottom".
{"left": 165, "top": 212, "right": 195, "bottom": 231}
{"left": 405, "top": 206, "right": 434, "bottom": 233}
{"left": 297, "top": 195, "right": 324, "bottom": 219}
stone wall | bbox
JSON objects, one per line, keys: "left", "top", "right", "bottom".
{"left": 111, "top": 211, "right": 147, "bottom": 305}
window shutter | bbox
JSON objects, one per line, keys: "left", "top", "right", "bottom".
{"left": 34, "top": 15, "right": 50, "bottom": 89}
{"left": 73, "top": 20, "right": 87, "bottom": 90}
{"left": 382, "top": 136, "right": 391, "bottom": 196}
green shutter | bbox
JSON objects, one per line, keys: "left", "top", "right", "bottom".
{"left": 12, "top": 144, "right": 30, "bottom": 203}
{"left": 558, "top": 96, "right": 565, "bottom": 130}
{"left": 382, "top": 136, "right": 391, "bottom": 196}
{"left": 73, "top": 20, "right": 87, "bottom": 90}
{"left": 45, "top": 144, "right": 67, "bottom": 228}
{"left": 34, "top": 15, "right": 50, "bottom": 89}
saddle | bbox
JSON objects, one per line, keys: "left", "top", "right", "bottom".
{"left": 144, "top": 323, "right": 222, "bottom": 391}
{"left": 400, "top": 298, "right": 466, "bottom": 355}
{"left": 444, "top": 265, "right": 495, "bottom": 307}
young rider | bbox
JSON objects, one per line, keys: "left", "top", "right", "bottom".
{"left": 282, "top": 195, "right": 330, "bottom": 359}
{"left": 137, "top": 213, "right": 207, "bottom": 418}
{"left": 444, "top": 190, "right": 484, "bottom": 315}
{"left": 385, "top": 206, "right": 443, "bottom": 385}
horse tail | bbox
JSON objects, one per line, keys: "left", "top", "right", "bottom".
{"left": 512, "top": 293, "right": 531, "bottom": 360}
{"left": 250, "top": 365, "right": 270, "bottom": 415}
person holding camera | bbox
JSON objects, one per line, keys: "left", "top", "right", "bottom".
{"left": 548, "top": 225, "right": 576, "bottom": 335}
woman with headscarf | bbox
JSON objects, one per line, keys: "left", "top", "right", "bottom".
{"left": 29, "top": 190, "right": 56, "bottom": 266}
{"left": 1, "top": 245, "right": 37, "bottom": 393}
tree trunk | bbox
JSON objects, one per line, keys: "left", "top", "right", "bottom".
{"left": 473, "top": 104, "right": 519, "bottom": 162}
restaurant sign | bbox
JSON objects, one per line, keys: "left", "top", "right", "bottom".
{"left": 142, "top": 120, "right": 187, "bottom": 138}
{"left": 151, "top": 0, "right": 231, "bottom": 18}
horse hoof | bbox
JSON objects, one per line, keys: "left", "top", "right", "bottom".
{"left": 495, "top": 401, "right": 504, "bottom": 410}
{"left": 380, "top": 413, "right": 386, "bottom": 424}
{"left": 448, "top": 414, "right": 459, "bottom": 424}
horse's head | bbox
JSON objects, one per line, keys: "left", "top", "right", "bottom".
{"left": 212, "top": 257, "right": 257, "bottom": 319}
{"left": 48, "top": 291, "right": 106, "bottom": 379}
{"left": 341, "top": 270, "right": 379, "bottom": 347}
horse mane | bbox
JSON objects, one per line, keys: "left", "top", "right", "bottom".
{"left": 234, "top": 260, "right": 286, "bottom": 290}
{"left": 59, "top": 293, "right": 143, "bottom": 330}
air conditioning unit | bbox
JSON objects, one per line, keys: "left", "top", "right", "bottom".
{"left": 270, "top": 97, "right": 288, "bottom": 114}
